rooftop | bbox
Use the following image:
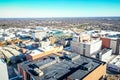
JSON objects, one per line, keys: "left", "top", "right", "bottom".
{"left": 110, "top": 55, "right": 120, "bottom": 67}
{"left": 29, "top": 46, "right": 54, "bottom": 56}
{"left": 19, "top": 53, "right": 106, "bottom": 80}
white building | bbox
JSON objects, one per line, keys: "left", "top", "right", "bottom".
{"left": 32, "top": 31, "right": 46, "bottom": 40}
{"left": 0, "top": 59, "right": 9, "bottom": 80}
{"left": 108, "top": 55, "right": 120, "bottom": 73}
{"left": 95, "top": 48, "right": 112, "bottom": 62}
{"left": 36, "top": 26, "right": 48, "bottom": 31}
{"left": 71, "top": 34, "right": 102, "bottom": 56}
{"left": 88, "top": 30, "right": 120, "bottom": 55}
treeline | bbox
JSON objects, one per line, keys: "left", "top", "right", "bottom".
{"left": 0, "top": 17, "right": 120, "bottom": 31}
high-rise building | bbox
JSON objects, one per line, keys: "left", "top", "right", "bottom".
{"left": 0, "top": 59, "right": 9, "bottom": 80}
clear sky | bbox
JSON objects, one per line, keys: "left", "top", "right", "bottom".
{"left": 0, "top": 0, "right": 120, "bottom": 18}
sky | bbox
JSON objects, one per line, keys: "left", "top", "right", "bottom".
{"left": 0, "top": 0, "right": 120, "bottom": 18}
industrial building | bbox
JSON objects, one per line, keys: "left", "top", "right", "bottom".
{"left": 18, "top": 53, "right": 106, "bottom": 80}
{"left": 71, "top": 33, "right": 102, "bottom": 56}
{"left": 0, "top": 59, "right": 9, "bottom": 80}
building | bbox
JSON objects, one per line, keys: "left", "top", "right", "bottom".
{"left": 88, "top": 30, "right": 120, "bottom": 55}
{"left": 32, "top": 30, "right": 46, "bottom": 41}
{"left": 18, "top": 53, "right": 106, "bottom": 80}
{"left": 101, "top": 37, "right": 120, "bottom": 55}
{"left": 26, "top": 45, "right": 63, "bottom": 60}
{"left": 59, "top": 38, "right": 72, "bottom": 47}
{"left": 0, "top": 49, "right": 16, "bottom": 63}
{"left": 71, "top": 33, "right": 102, "bottom": 56}
{"left": 95, "top": 48, "right": 112, "bottom": 62}
{"left": 108, "top": 55, "right": 120, "bottom": 73}
{"left": 0, "top": 46, "right": 25, "bottom": 63}
{"left": 0, "top": 59, "right": 9, "bottom": 80}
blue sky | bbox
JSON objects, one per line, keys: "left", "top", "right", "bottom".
{"left": 0, "top": 0, "right": 120, "bottom": 18}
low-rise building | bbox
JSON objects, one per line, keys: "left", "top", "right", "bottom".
{"left": 0, "top": 49, "right": 15, "bottom": 63}
{"left": 18, "top": 53, "right": 106, "bottom": 80}
{"left": 26, "top": 45, "right": 63, "bottom": 60}
{"left": 108, "top": 55, "right": 120, "bottom": 73}
{"left": 95, "top": 48, "right": 112, "bottom": 62}
{"left": 32, "top": 30, "right": 46, "bottom": 41}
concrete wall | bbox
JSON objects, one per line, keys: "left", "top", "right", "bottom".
{"left": 90, "top": 40, "right": 102, "bottom": 55}
{"left": 101, "top": 49, "right": 112, "bottom": 62}
{"left": 116, "top": 39, "right": 120, "bottom": 55}
{"left": 71, "top": 40, "right": 102, "bottom": 57}
{"left": 80, "top": 40, "right": 102, "bottom": 56}
{"left": 110, "top": 39, "right": 117, "bottom": 54}
{"left": 70, "top": 41, "right": 81, "bottom": 54}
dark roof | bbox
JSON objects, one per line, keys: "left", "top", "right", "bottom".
{"left": 19, "top": 53, "right": 106, "bottom": 80}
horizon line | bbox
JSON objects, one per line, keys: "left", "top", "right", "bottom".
{"left": 0, "top": 16, "right": 120, "bottom": 18}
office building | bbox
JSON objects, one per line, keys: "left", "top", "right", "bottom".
{"left": 71, "top": 33, "right": 102, "bottom": 56}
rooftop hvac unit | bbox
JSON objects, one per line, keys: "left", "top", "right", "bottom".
{"left": 28, "top": 64, "right": 39, "bottom": 69}
{"left": 64, "top": 53, "right": 80, "bottom": 61}
{"left": 34, "top": 68, "right": 44, "bottom": 77}
{"left": 28, "top": 69, "right": 39, "bottom": 76}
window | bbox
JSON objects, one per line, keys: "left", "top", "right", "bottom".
{"left": 83, "top": 44, "right": 86, "bottom": 48}
{"left": 26, "top": 72, "right": 31, "bottom": 80}
{"left": 83, "top": 49, "right": 85, "bottom": 55}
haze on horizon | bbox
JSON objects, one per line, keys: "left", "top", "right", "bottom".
{"left": 0, "top": 0, "right": 120, "bottom": 18}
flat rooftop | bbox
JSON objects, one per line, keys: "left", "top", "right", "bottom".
{"left": 29, "top": 46, "right": 54, "bottom": 56}
{"left": 110, "top": 55, "right": 120, "bottom": 67}
{"left": 19, "top": 53, "right": 106, "bottom": 80}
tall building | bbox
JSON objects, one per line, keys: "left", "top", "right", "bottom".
{"left": 101, "top": 37, "right": 120, "bottom": 55}
{"left": 0, "top": 59, "right": 9, "bottom": 80}
{"left": 71, "top": 33, "right": 102, "bottom": 56}
{"left": 88, "top": 30, "right": 120, "bottom": 55}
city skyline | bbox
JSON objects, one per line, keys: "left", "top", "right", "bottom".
{"left": 0, "top": 0, "right": 120, "bottom": 18}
